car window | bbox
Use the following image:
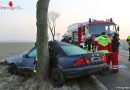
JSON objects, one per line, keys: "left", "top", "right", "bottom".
{"left": 28, "top": 48, "right": 36, "bottom": 58}
{"left": 60, "top": 46, "right": 86, "bottom": 55}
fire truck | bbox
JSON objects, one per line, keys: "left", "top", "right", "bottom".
{"left": 66, "top": 18, "right": 119, "bottom": 50}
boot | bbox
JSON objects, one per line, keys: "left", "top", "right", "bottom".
{"left": 112, "top": 69, "right": 119, "bottom": 73}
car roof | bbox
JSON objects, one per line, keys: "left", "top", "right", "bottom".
{"left": 49, "top": 40, "right": 72, "bottom": 46}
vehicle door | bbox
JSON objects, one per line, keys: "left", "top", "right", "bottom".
{"left": 21, "top": 47, "right": 36, "bottom": 70}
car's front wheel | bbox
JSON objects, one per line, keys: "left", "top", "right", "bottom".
{"left": 8, "top": 64, "right": 17, "bottom": 75}
{"left": 51, "top": 68, "right": 66, "bottom": 87}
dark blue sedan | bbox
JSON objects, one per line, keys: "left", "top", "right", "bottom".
{"left": 7, "top": 40, "right": 109, "bottom": 86}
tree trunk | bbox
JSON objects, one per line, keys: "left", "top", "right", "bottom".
{"left": 36, "top": 0, "right": 50, "bottom": 89}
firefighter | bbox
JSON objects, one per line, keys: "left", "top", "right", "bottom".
{"left": 106, "top": 34, "right": 113, "bottom": 66}
{"left": 61, "top": 35, "right": 69, "bottom": 43}
{"left": 93, "top": 32, "right": 111, "bottom": 65}
{"left": 85, "top": 37, "right": 93, "bottom": 51}
{"left": 127, "top": 35, "right": 130, "bottom": 60}
{"left": 111, "top": 33, "right": 120, "bottom": 72}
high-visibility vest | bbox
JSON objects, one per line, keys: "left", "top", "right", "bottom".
{"left": 94, "top": 35, "right": 111, "bottom": 53}
{"left": 127, "top": 35, "right": 130, "bottom": 46}
{"left": 127, "top": 36, "right": 130, "bottom": 40}
{"left": 95, "top": 35, "right": 111, "bottom": 47}
{"left": 128, "top": 36, "right": 130, "bottom": 39}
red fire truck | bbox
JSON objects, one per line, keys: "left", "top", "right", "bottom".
{"left": 66, "top": 18, "right": 119, "bottom": 49}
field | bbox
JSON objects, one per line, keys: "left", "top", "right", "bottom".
{"left": 0, "top": 42, "right": 34, "bottom": 61}
{"left": 0, "top": 40, "right": 128, "bottom": 60}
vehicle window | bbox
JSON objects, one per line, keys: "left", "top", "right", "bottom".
{"left": 60, "top": 46, "right": 86, "bottom": 55}
{"left": 90, "top": 24, "right": 106, "bottom": 35}
{"left": 105, "top": 25, "right": 115, "bottom": 34}
{"left": 28, "top": 48, "right": 36, "bottom": 58}
{"left": 82, "top": 26, "right": 86, "bottom": 35}
{"left": 89, "top": 24, "right": 115, "bottom": 35}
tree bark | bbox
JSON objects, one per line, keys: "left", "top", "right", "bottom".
{"left": 36, "top": 0, "right": 50, "bottom": 89}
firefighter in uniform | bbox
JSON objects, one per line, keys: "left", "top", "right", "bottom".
{"left": 127, "top": 35, "right": 130, "bottom": 60}
{"left": 85, "top": 37, "right": 93, "bottom": 51}
{"left": 106, "top": 34, "right": 112, "bottom": 66}
{"left": 111, "top": 33, "right": 120, "bottom": 72}
{"left": 93, "top": 32, "right": 111, "bottom": 65}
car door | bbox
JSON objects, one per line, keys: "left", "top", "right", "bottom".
{"left": 21, "top": 47, "right": 36, "bottom": 70}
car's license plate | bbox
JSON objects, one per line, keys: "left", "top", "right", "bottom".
{"left": 91, "top": 57, "right": 101, "bottom": 62}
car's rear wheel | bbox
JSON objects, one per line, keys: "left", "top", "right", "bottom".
{"left": 8, "top": 64, "right": 17, "bottom": 75}
{"left": 51, "top": 68, "right": 66, "bottom": 87}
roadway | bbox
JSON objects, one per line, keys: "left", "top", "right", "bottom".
{"left": 76, "top": 49, "right": 130, "bottom": 90}
{"left": 94, "top": 50, "right": 130, "bottom": 90}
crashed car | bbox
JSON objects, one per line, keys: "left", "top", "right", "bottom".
{"left": 7, "top": 47, "right": 36, "bottom": 75}
{"left": 7, "top": 40, "right": 109, "bottom": 86}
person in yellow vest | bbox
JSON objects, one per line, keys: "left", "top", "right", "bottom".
{"left": 127, "top": 35, "right": 130, "bottom": 60}
{"left": 93, "top": 32, "right": 111, "bottom": 65}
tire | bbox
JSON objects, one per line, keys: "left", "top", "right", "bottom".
{"left": 8, "top": 64, "right": 17, "bottom": 75}
{"left": 51, "top": 68, "right": 66, "bottom": 87}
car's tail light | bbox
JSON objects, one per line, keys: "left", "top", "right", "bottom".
{"left": 74, "top": 58, "right": 89, "bottom": 66}
{"left": 102, "top": 55, "right": 106, "bottom": 62}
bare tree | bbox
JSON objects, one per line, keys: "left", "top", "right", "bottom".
{"left": 48, "top": 11, "right": 59, "bottom": 40}
{"left": 36, "top": 0, "right": 50, "bottom": 89}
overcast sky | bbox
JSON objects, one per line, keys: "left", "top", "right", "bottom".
{"left": 0, "top": 0, "right": 130, "bottom": 41}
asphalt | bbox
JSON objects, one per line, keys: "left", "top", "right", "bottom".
{"left": 66, "top": 49, "right": 130, "bottom": 90}
{"left": 94, "top": 49, "right": 130, "bottom": 90}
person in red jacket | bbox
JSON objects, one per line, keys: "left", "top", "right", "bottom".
{"left": 111, "top": 33, "right": 120, "bottom": 73}
{"left": 105, "top": 34, "right": 113, "bottom": 65}
{"left": 93, "top": 32, "right": 111, "bottom": 65}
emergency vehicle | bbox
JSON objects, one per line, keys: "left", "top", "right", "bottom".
{"left": 66, "top": 18, "right": 119, "bottom": 48}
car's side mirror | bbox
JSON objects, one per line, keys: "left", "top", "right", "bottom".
{"left": 23, "top": 54, "right": 28, "bottom": 58}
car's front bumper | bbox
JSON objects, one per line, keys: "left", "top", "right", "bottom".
{"left": 62, "top": 63, "right": 109, "bottom": 78}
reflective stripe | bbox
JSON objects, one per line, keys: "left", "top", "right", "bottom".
{"left": 98, "top": 50, "right": 109, "bottom": 54}
{"left": 112, "top": 65, "right": 118, "bottom": 69}
{"left": 95, "top": 35, "right": 103, "bottom": 41}
{"left": 98, "top": 38, "right": 111, "bottom": 46}
{"left": 112, "top": 67, "right": 118, "bottom": 69}
{"left": 113, "top": 65, "right": 118, "bottom": 67}
{"left": 85, "top": 44, "right": 93, "bottom": 51}
{"left": 113, "top": 67, "right": 118, "bottom": 69}
{"left": 95, "top": 35, "right": 111, "bottom": 46}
